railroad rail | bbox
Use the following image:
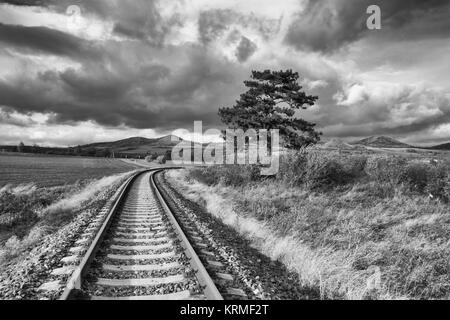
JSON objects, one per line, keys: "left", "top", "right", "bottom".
{"left": 59, "top": 169, "right": 223, "bottom": 300}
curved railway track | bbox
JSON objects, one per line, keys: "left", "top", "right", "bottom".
{"left": 59, "top": 169, "right": 223, "bottom": 300}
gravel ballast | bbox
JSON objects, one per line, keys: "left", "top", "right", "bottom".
{"left": 158, "top": 170, "right": 319, "bottom": 300}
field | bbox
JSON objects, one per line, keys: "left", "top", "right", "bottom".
{"left": 0, "top": 154, "right": 140, "bottom": 254}
{"left": 0, "top": 152, "right": 137, "bottom": 274}
{"left": 0, "top": 170, "right": 135, "bottom": 298}
{"left": 0, "top": 154, "right": 140, "bottom": 187}
{"left": 168, "top": 148, "right": 450, "bottom": 300}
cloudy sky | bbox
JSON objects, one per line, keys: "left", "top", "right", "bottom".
{"left": 0, "top": 0, "right": 449, "bottom": 146}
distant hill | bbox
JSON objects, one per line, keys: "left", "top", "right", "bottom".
{"left": 426, "top": 142, "right": 450, "bottom": 150}
{"left": 350, "top": 136, "right": 411, "bottom": 148}
{"left": 83, "top": 135, "right": 182, "bottom": 149}
{"left": 84, "top": 137, "right": 154, "bottom": 149}
{"left": 322, "top": 138, "right": 355, "bottom": 149}
{"left": 80, "top": 134, "right": 185, "bottom": 156}
{"left": 0, "top": 134, "right": 193, "bottom": 158}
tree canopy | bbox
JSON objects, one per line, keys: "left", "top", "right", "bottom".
{"left": 218, "top": 69, "right": 321, "bottom": 148}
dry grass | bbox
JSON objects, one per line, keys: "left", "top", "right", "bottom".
{"left": 168, "top": 170, "right": 389, "bottom": 299}
{"left": 42, "top": 172, "right": 131, "bottom": 216}
{"left": 0, "top": 171, "right": 135, "bottom": 264}
{"left": 169, "top": 149, "right": 450, "bottom": 300}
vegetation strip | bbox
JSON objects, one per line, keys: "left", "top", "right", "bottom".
{"left": 156, "top": 170, "right": 315, "bottom": 300}
{"left": 168, "top": 148, "right": 450, "bottom": 300}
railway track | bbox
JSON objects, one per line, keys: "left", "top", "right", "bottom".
{"left": 59, "top": 169, "right": 223, "bottom": 300}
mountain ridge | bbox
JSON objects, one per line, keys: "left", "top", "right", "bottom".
{"left": 77, "top": 134, "right": 185, "bottom": 156}
{"left": 350, "top": 136, "right": 412, "bottom": 148}
{"left": 425, "top": 142, "right": 450, "bottom": 150}
{"left": 81, "top": 134, "right": 184, "bottom": 148}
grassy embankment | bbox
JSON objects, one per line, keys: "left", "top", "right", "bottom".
{"left": 0, "top": 154, "right": 139, "bottom": 265}
{"left": 169, "top": 148, "right": 450, "bottom": 300}
{"left": 0, "top": 172, "right": 135, "bottom": 265}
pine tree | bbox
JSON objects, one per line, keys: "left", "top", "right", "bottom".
{"left": 218, "top": 69, "right": 321, "bottom": 148}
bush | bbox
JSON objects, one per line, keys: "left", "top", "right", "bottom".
{"left": 365, "top": 156, "right": 407, "bottom": 186}
{"left": 145, "top": 153, "right": 159, "bottom": 162}
{"left": 218, "top": 165, "right": 259, "bottom": 186}
{"left": 0, "top": 227, "right": 47, "bottom": 262}
{"left": 188, "top": 149, "right": 450, "bottom": 201}
{"left": 303, "top": 151, "right": 348, "bottom": 189}
{"left": 364, "top": 158, "right": 450, "bottom": 201}
{"left": 344, "top": 155, "right": 368, "bottom": 179}
{"left": 278, "top": 148, "right": 308, "bottom": 186}
{"left": 400, "top": 163, "right": 429, "bottom": 193}
{"left": 156, "top": 155, "right": 167, "bottom": 164}
{"left": 0, "top": 187, "right": 59, "bottom": 233}
{"left": 188, "top": 167, "right": 220, "bottom": 186}
{"left": 189, "top": 165, "right": 261, "bottom": 187}
{"left": 425, "top": 163, "right": 450, "bottom": 201}
{"left": 278, "top": 149, "right": 358, "bottom": 189}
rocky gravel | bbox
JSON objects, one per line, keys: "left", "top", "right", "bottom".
{"left": 79, "top": 171, "right": 204, "bottom": 299}
{"left": 0, "top": 168, "right": 319, "bottom": 300}
{"left": 157, "top": 170, "right": 320, "bottom": 300}
{"left": 85, "top": 280, "right": 202, "bottom": 297}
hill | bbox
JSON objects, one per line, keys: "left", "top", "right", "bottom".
{"left": 350, "top": 136, "right": 411, "bottom": 148}
{"left": 426, "top": 142, "right": 450, "bottom": 150}
{"left": 322, "top": 138, "right": 355, "bottom": 149}
{"left": 79, "top": 134, "right": 185, "bottom": 157}
{"left": 0, "top": 134, "right": 196, "bottom": 159}
{"left": 83, "top": 135, "right": 182, "bottom": 149}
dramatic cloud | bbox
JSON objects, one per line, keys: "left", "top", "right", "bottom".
{"left": 0, "top": 0, "right": 48, "bottom": 6}
{"left": 0, "top": 0, "right": 449, "bottom": 146}
{"left": 285, "top": 0, "right": 450, "bottom": 53}
{"left": 198, "top": 8, "right": 281, "bottom": 44}
{"left": 0, "top": 23, "right": 99, "bottom": 60}
{"left": 332, "top": 83, "right": 450, "bottom": 132}
{"left": 0, "top": 40, "right": 243, "bottom": 130}
{"left": 235, "top": 36, "right": 257, "bottom": 62}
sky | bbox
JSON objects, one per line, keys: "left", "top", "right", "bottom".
{"left": 0, "top": 0, "right": 449, "bottom": 146}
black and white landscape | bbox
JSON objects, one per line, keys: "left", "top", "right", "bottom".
{"left": 0, "top": 0, "right": 449, "bottom": 303}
